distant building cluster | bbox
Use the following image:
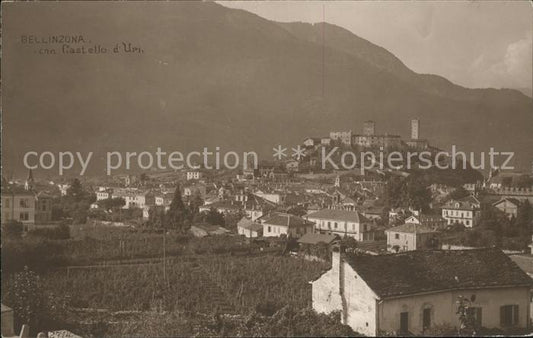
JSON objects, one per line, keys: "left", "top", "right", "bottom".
{"left": 1, "top": 170, "right": 53, "bottom": 229}
{"left": 304, "top": 119, "right": 429, "bottom": 151}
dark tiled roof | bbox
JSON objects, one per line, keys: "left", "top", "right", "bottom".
{"left": 345, "top": 248, "right": 533, "bottom": 299}
{"left": 443, "top": 196, "right": 480, "bottom": 210}
{"left": 237, "top": 217, "right": 263, "bottom": 232}
{"left": 244, "top": 194, "right": 276, "bottom": 211}
{"left": 510, "top": 254, "right": 533, "bottom": 275}
{"left": 493, "top": 197, "right": 521, "bottom": 207}
{"left": 203, "top": 200, "right": 241, "bottom": 210}
{"left": 307, "top": 209, "right": 370, "bottom": 223}
{"left": 1, "top": 184, "right": 36, "bottom": 196}
{"left": 298, "top": 233, "right": 338, "bottom": 245}
{"left": 263, "top": 213, "right": 312, "bottom": 228}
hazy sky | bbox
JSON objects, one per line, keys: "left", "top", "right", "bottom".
{"left": 219, "top": 1, "right": 532, "bottom": 91}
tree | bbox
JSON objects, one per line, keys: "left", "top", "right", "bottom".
{"left": 405, "top": 178, "right": 432, "bottom": 212}
{"left": 59, "top": 179, "right": 96, "bottom": 224}
{"left": 450, "top": 187, "right": 470, "bottom": 200}
{"left": 516, "top": 199, "right": 532, "bottom": 231}
{"left": 188, "top": 190, "right": 204, "bottom": 215}
{"left": 4, "top": 267, "right": 47, "bottom": 332}
{"left": 2, "top": 220, "right": 24, "bottom": 239}
{"left": 204, "top": 208, "right": 225, "bottom": 226}
{"left": 479, "top": 204, "right": 509, "bottom": 232}
{"left": 66, "top": 178, "right": 84, "bottom": 201}
{"left": 165, "top": 185, "right": 190, "bottom": 231}
{"left": 456, "top": 295, "right": 479, "bottom": 335}
{"left": 97, "top": 197, "right": 126, "bottom": 211}
{"left": 513, "top": 175, "right": 533, "bottom": 188}
{"left": 148, "top": 206, "right": 166, "bottom": 228}
{"left": 139, "top": 173, "right": 149, "bottom": 186}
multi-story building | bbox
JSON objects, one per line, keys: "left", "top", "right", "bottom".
{"left": 1, "top": 188, "right": 36, "bottom": 227}
{"left": 113, "top": 189, "right": 154, "bottom": 209}
{"left": 404, "top": 213, "right": 446, "bottom": 229}
{"left": 385, "top": 223, "right": 438, "bottom": 252}
{"left": 329, "top": 131, "right": 353, "bottom": 146}
{"left": 353, "top": 134, "right": 402, "bottom": 149}
{"left": 96, "top": 187, "right": 114, "bottom": 201}
{"left": 35, "top": 192, "right": 53, "bottom": 224}
{"left": 262, "top": 212, "right": 314, "bottom": 238}
{"left": 305, "top": 209, "right": 375, "bottom": 241}
{"left": 441, "top": 195, "right": 481, "bottom": 228}
{"left": 186, "top": 171, "right": 203, "bottom": 180}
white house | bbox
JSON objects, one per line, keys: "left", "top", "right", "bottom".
{"left": 329, "top": 131, "right": 352, "bottom": 146}
{"left": 237, "top": 217, "right": 263, "bottom": 238}
{"left": 303, "top": 137, "right": 320, "bottom": 148}
{"left": 57, "top": 183, "right": 70, "bottom": 196}
{"left": 385, "top": 223, "right": 438, "bottom": 252}
{"left": 253, "top": 190, "right": 285, "bottom": 205}
{"left": 492, "top": 197, "right": 521, "bottom": 219}
{"left": 186, "top": 171, "right": 202, "bottom": 181}
{"left": 404, "top": 213, "right": 446, "bottom": 229}
{"left": 96, "top": 187, "right": 113, "bottom": 201}
{"left": 312, "top": 247, "right": 532, "bottom": 336}
{"left": 262, "top": 213, "right": 314, "bottom": 238}
{"left": 305, "top": 209, "right": 375, "bottom": 241}
{"left": 441, "top": 195, "right": 481, "bottom": 228}
{"left": 113, "top": 189, "right": 154, "bottom": 209}
{"left": 239, "top": 193, "right": 276, "bottom": 221}
{"left": 155, "top": 192, "right": 173, "bottom": 208}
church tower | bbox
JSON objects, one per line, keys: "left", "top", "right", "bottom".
{"left": 334, "top": 175, "right": 340, "bottom": 188}
{"left": 25, "top": 168, "right": 34, "bottom": 191}
{"left": 411, "top": 119, "right": 420, "bottom": 140}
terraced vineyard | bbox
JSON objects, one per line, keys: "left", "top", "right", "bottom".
{"left": 42, "top": 254, "right": 327, "bottom": 316}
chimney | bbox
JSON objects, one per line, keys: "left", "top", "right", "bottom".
{"left": 331, "top": 244, "right": 343, "bottom": 275}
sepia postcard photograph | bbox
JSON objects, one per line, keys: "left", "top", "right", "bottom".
{"left": 1, "top": 0, "right": 532, "bottom": 337}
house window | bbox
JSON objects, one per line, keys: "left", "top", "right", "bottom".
{"left": 268, "top": 226, "right": 271, "bottom": 233}
{"left": 500, "top": 305, "right": 519, "bottom": 327}
{"left": 19, "top": 212, "right": 29, "bottom": 221}
{"left": 20, "top": 199, "right": 29, "bottom": 208}
{"left": 423, "top": 308, "right": 431, "bottom": 330}
{"left": 400, "top": 312, "right": 409, "bottom": 333}
{"left": 468, "top": 307, "right": 482, "bottom": 328}
{"left": 5, "top": 199, "right": 10, "bottom": 208}
{"left": 395, "top": 233, "right": 400, "bottom": 239}
{"left": 334, "top": 222, "right": 337, "bottom": 229}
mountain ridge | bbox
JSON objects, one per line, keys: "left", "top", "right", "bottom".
{"left": 2, "top": 1, "right": 532, "bottom": 175}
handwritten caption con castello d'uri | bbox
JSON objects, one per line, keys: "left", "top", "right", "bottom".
{"left": 21, "top": 34, "right": 144, "bottom": 55}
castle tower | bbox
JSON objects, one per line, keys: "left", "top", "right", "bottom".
{"left": 411, "top": 119, "right": 420, "bottom": 140}
{"left": 334, "top": 175, "right": 340, "bottom": 188}
{"left": 363, "top": 120, "right": 375, "bottom": 136}
{"left": 25, "top": 168, "right": 34, "bottom": 191}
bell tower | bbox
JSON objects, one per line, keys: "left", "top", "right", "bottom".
{"left": 25, "top": 168, "right": 35, "bottom": 191}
